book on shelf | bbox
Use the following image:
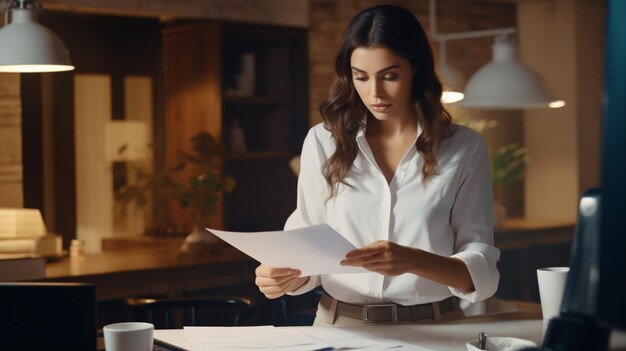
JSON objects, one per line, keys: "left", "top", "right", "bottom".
{"left": 0, "top": 254, "right": 46, "bottom": 282}
{"left": 0, "top": 208, "right": 47, "bottom": 239}
{"left": 0, "top": 235, "right": 62, "bottom": 257}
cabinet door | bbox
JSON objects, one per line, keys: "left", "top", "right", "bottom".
{"left": 220, "top": 25, "right": 308, "bottom": 231}
{"left": 164, "top": 23, "right": 308, "bottom": 232}
{"left": 163, "top": 23, "right": 224, "bottom": 230}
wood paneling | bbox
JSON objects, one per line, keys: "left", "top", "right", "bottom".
{"left": 163, "top": 22, "right": 223, "bottom": 230}
{"left": 163, "top": 22, "right": 308, "bottom": 232}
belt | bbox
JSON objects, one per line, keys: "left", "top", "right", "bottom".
{"left": 320, "top": 291, "right": 458, "bottom": 323}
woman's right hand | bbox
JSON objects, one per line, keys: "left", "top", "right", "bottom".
{"left": 254, "top": 263, "right": 309, "bottom": 299}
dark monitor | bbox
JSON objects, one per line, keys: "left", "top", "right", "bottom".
{"left": 597, "top": 0, "right": 626, "bottom": 332}
{"left": 0, "top": 282, "right": 97, "bottom": 351}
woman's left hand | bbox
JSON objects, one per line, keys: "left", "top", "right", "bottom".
{"left": 340, "top": 240, "right": 419, "bottom": 276}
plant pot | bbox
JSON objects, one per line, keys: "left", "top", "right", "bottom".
{"left": 179, "top": 226, "right": 220, "bottom": 257}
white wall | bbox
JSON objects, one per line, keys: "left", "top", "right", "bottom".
{"left": 74, "top": 74, "right": 113, "bottom": 253}
{"left": 520, "top": 0, "right": 604, "bottom": 220}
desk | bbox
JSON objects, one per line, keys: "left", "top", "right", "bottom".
{"left": 39, "top": 244, "right": 256, "bottom": 301}
{"left": 153, "top": 302, "right": 626, "bottom": 350}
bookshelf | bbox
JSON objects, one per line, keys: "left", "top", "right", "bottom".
{"left": 163, "top": 22, "right": 308, "bottom": 231}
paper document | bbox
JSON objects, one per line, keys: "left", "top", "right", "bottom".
{"left": 184, "top": 326, "right": 329, "bottom": 350}
{"left": 206, "top": 224, "right": 368, "bottom": 276}
{"left": 182, "top": 326, "right": 429, "bottom": 351}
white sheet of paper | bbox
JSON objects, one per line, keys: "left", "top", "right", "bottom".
{"left": 181, "top": 326, "right": 427, "bottom": 351}
{"left": 183, "top": 326, "right": 329, "bottom": 350}
{"left": 206, "top": 224, "right": 368, "bottom": 276}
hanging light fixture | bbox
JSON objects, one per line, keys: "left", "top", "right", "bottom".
{"left": 461, "top": 35, "right": 564, "bottom": 109}
{"left": 0, "top": 0, "right": 74, "bottom": 73}
{"left": 429, "top": 0, "right": 563, "bottom": 109}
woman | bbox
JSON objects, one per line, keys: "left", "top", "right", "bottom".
{"left": 255, "top": 4, "right": 500, "bottom": 326}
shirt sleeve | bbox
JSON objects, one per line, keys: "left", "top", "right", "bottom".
{"left": 284, "top": 127, "right": 328, "bottom": 295}
{"left": 448, "top": 136, "right": 501, "bottom": 303}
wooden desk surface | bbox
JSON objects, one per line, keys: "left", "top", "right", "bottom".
{"left": 41, "top": 244, "right": 257, "bottom": 301}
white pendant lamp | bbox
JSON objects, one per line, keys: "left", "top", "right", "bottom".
{"left": 460, "top": 35, "right": 564, "bottom": 109}
{"left": 0, "top": 0, "right": 74, "bottom": 73}
{"left": 428, "top": 0, "right": 563, "bottom": 110}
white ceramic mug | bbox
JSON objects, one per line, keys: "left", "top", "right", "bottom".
{"left": 103, "top": 322, "right": 153, "bottom": 351}
{"left": 537, "top": 267, "right": 570, "bottom": 321}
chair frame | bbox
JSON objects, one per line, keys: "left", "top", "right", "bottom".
{"left": 125, "top": 296, "right": 257, "bottom": 328}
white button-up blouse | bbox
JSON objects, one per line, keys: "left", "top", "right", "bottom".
{"left": 285, "top": 122, "right": 500, "bottom": 305}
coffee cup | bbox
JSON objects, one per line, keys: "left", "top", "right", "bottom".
{"left": 537, "top": 267, "right": 569, "bottom": 321}
{"left": 103, "top": 322, "right": 153, "bottom": 351}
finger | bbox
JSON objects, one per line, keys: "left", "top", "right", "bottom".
{"left": 341, "top": 252, "right": 387, "bottom": 266}
{"left": 256, "top": 265, "right": 300, "bottom": 278}
{"left": 258, "top": 277, "right": 298, "bottom": 296}
{"left": 363, "top": 261, "right": 392, "bottom": 270}
{"left": 256, "top": 266, "right": 299, "bottom": 277}
{"left": 345, "top": 246, "right": 385, "bottom": 259}
{"left": 255, "top": 272, "right": 301, "bottom": 287}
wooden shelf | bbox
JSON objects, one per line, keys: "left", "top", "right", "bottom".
{"left": 494, "top": 217, "right": 575, "bottom": 250}
{"left": 42, "top": 245, "right": 255, "bottom": 301}
{"left": 225, "top": 150, "right": 290, "bottom": 160}
{"left": 165, "top": 22, "right": 307, "bottom": 232}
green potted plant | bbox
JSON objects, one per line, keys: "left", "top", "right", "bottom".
{"left": 175, "top": 132, "right": 235, "bottom": 255}
{"left": 115, "top": 132, "right": 234, "bottom": 246}
{"left": 490, "top": 143, "right": 528, "bottom": 225}
{"left": 115, "top": 161, "right": 181, "bottom": 237}
{"left": 455, "top": 117, "right": 528, "bottom": 225}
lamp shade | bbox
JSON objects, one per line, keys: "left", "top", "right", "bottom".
{"left": 440, "top": 63, "right": 464, "bottom": 104}
{"left": 0, "top": 8, "right": 74, "bottom": 73}
{"left": 460, "top": 36, "right": 562, "bottom": 109}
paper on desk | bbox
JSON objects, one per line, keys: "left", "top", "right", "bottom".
{"left": 183, "top": 326, "right": 329, "bottom": 350}
{"left": 183, "top": 326, "right": 422, "bottom": 351}
{"left": 206, "top": 224, "right": 368, "bottom": 276}
{"left": 301, "top": 326, "right": 434, "bottom": 350}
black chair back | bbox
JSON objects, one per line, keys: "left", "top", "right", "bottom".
{"left": 125, "top": 295, "right": 256, "bottom": 329}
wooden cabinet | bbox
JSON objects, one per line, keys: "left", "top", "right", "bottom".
{"left": 163, "top": 22, "right": 308, "bottom": 231}
{"left": 494, "top": 218, "right": 576, "bottom": 301}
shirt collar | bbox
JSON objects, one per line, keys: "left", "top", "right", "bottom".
{"left": 356, "top": 116, "right": 423, "bottom": 143}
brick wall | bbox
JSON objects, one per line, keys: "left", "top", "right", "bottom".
{"left": 308, "top": 0, "right": 517, "bottom": 125}
{"left": 0, "top": 10, "right": 22, "bottom": 207}
{"left": 0, "top": 73, "right": 22, "bottom": 207}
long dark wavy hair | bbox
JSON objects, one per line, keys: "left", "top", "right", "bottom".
{"left": 319, "top": 5, "right": 454, "bottom": 197}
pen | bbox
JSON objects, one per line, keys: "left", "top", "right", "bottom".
{"left": 313, "top": 348, "right": 335, "bottom": 351}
